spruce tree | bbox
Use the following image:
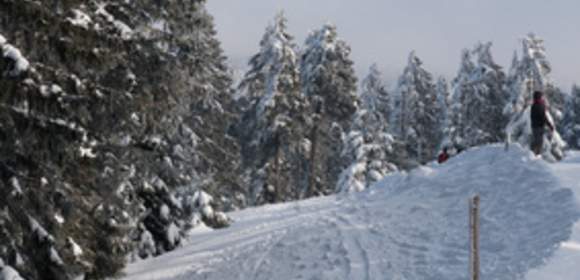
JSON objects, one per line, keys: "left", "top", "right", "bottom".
{"left": 236, "top": 12, "right": 310, "bottom": 204}
{"left": 391, "top": 51, "right": 442, "bottom": 163}
{"left": 337, "top": 64, "right": 398, "bottom": 192}
{"left": 0, "top": 1, "right": 242, "bottom": 278}
{"left": 446, "top": 42, "right": 508, "bottom": 149}
{"left": 300, "top": 23, "right": 358, "bottom": 196}
{"left": 360, "top": 64, "right": 391, "bottom": 122}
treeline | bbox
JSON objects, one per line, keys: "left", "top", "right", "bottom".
{"left": 234, "top": 12, "right": 574, "bottom": 198}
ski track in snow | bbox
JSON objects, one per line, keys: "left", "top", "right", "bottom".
{"left": 124, "top": 145, "right": 580, "bottom": 280}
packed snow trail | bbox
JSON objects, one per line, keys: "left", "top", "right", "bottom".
{"left": 124, "top": 145, "right": 579, "bottom": 280}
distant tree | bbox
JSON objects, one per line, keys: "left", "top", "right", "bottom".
{"left": 391, "top": 51, "right": 442, "bottom": 163}
{"left": 436, "top": 76, "right": 451, "bottom": 141}
{"left": 446, "top": 42, "right": 509, "bottom": 148}
{"left": 360, "top": 64, "right": 391, "bottom": 122}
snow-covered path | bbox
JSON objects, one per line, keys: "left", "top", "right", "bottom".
{"left": 123, "top": 145, "right": 580, "bottom": 280}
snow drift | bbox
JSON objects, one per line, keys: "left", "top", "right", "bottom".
{"left": 124, "top": 145, "right": 579, "bottom": 280}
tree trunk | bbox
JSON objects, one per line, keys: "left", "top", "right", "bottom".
{"left": 307, "top": 123, "right": 318, "bottom": 198}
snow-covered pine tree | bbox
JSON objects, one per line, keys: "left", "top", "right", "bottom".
{"left": 472, "top": 42, "right": 510, "bottom": 142}
{"left": 337, "top": 109, "right": 398, "bottom": 192}
{"left": 436, "top": 76, "right": 451, "bottom": 139}
{"left": 446, "top": 42, "right": 508, "bottom": 149}
{"left": 238, "top": 11, "right": 301, "bottom": 115}
{"left": 360, "top": 64, "right": 391, "bottom": 122}
{"left": 505, "top": 33, "right": 566, "bottom": 160}
{"left": 300, "top": 23, "right": 358, "bottom": 197}
{"left": 391, "top": 51, "right": 442, "bottom": 163}
{"left": 446, "top": 49, "right": 475, "bottom": 149}
{"left": 236, "top": 12, "right": 311, "bottom": 205}
{"left": 0, "top": 1, "right": 241, "bottom": 278}
{"left": 128, "top": 1, "right": 241, "bottom": 262}
{"left": 563, "top": 85, "right": 580, "bottom": 149}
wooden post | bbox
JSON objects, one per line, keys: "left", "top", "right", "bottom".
{"left": 469, "top": 195, "right": 480, "bottom": 280}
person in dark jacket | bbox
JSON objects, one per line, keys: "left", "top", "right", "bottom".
{"left": 530, "top": 91, "right": 554, "bottom": 155}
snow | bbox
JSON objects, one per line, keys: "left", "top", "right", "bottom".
{"left": 337, "top": 162, "right": 366, "bottom": 192}
{"left": 2, "top": 45, "right": 30, "bottom": 75}
{"left": 167, "top": 223, "right": 180, "bottom": 248}
{"left": 68, "top": 237, "right": 84, "bottom": 258}
{"left": 6, "top": 105, "right": 87, "bottom": 134}
{"left": 150, "top": 19, "right": 169, "bottom": 33}
{"left": 96, "top": 3, "right": 133, "bottom": 40}
{"left": 49, "top": 246, "right": 64, "bottom": 265}
{"left": 300, "top": 138, "right": 311, "bottom": 154}
{"left": 13, "top": 254, "right": 22, "bottom": 267}
{"left": 193, "top": 191, "right": 213, "bottom": 207}
{"left": 39, "top": 85, "right": 51, "bottom": 97}
{"left": 201, "top": 205, "right": 214, "bottom": 219}
{"left": 9, "top": 177, "right": 23, "bottom": 197}
{"left": 79, "top": 146, "right": 97, "bottom": 159}
{"left": 54, "top": 213, "right": 65, "bottom": 224}
{"left": 142, "top": 181, "right": 155, "bottom": 193}
{"left": 151, "top": 176, "right": 168, "bottom": 191}
{"left": 124, "top": 145, "right": 580, "bottom": 280}
{"left": 29, "top": 217, "right": 53, "bottom": 243}
{"left": 67, "top": 9, "right": 93, "bottom": 29}
{"left": 160, "top": 204, "right": 170, "bottom": 221}
{"left": 94, "top": 89, "right": 105, "bottom": 99}
{"left": 0, "top": 34, "right": 30, "bottom": 76}
{"left": 0, "top": 265, "right": 24, "bottom": 280}
{"left": 50, "top": 84, "right": 63, "bottom": 95}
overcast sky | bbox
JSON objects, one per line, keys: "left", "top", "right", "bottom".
{"left": 207, "top": 0, "right": 579, "bottom": 91}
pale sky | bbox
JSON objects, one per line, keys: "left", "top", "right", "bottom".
{"left": 207, "top": 0, "right": 580, "bottom": 91}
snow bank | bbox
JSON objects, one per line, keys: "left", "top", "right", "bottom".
{"left": 124, "top": 145, "right": 579, "bottom": 280}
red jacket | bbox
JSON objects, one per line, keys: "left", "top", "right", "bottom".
{"left": 438, "top": 152, "right": 449, "bottom": 164}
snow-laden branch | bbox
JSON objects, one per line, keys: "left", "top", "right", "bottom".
{"left": 0, "top": 33, "right": 30, "bottom": 77}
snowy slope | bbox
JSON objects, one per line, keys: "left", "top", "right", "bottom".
{"left": 527, "top": 151, "right": 580, "bottom": 280}
{"left": 123, "top": 145, "right": 579, "bottom": 280}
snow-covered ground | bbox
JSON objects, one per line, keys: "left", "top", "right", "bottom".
{"left": 123, "top": 145, "right": 580, "bottom": 280}
{"left": 527, "top": 150, "right": 580, "bottom": 279}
